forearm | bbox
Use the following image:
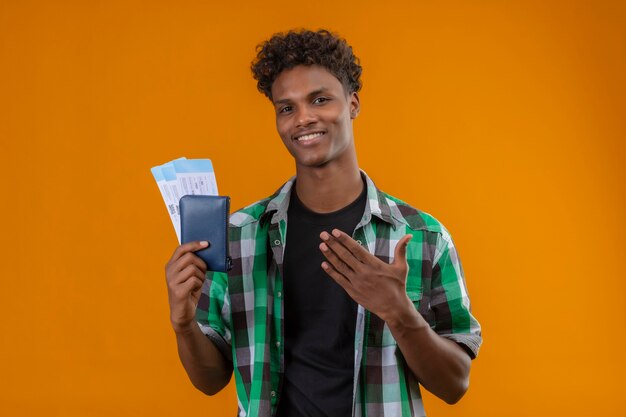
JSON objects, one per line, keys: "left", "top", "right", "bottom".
{"left": 318, "top": 230, "right": 473, "bottom": 402}
{"left": 384, "top": 297, "right": 471, "bottom": 404}
{"left": 175, "top": 323, "right": 233, "bottom": 395}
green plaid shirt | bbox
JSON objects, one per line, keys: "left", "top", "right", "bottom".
{"left": 197, "top": 172, "right": 482, "bottom": 417}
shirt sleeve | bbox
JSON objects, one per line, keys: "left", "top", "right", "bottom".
{"left": 196, "top": 270, "right": 232, "bottom": 361}
{"left": 429, "top": 229, "right": 482, "bottom": 359}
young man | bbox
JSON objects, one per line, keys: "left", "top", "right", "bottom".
{"left": 165, "top": 29, "right": 482, "bottom": 417}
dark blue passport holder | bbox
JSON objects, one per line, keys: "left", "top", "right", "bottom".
{"left": 179, "top": 195, "right": 232, "bottom": 272}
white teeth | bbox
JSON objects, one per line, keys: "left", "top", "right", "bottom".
{"left": 296, "top": 132, "right": 324, "bottom": 141}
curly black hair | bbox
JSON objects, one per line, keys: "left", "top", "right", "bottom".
{"left": 251, "top": 29, "right": 362, "bottom": 100}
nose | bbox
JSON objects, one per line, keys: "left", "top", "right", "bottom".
{"left": 295, "top": 105, "right": 317, "bottom": 128}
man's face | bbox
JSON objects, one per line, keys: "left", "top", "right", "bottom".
{"left": 271, "top": 65, "right": 360, "bottom": 169}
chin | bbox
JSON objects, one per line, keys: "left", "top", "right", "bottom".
{"left": 297, "top": 160, "right": 327, "bottom": 169}
{"left": 295, "top": 156, "right": 331, "bottom": 169}
{"left": 291, "top": 151, "right": 327, "bottom": 167}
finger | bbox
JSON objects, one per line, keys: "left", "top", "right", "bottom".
{"left": 321, "top": 261, "right": 353, "bottom": 291}
{"left": 325, "top": 229, "right": 372, "bottom": 263}
{"left": 179, "top": 275, "right": 205, "bottom": 296}
{"left": 392, "top": 234, "right": 413, "bottom": 267}
{"left": 169, "top": 270, "right": 204, "bottom": 302}
{"left": 172, "top": 263, "right": 206, "bottom": 286}
{"left": 320, "top": 231, "right": 367, "bottom": 270}
{"left": 170, "top": 251, "right": 208, "bottom": 275}
{"left": 320, "top": 242, "right": 356, "bottom": 278}
{"left": 168, "top": 241, "right": 210, "bottom": 265}
{"left": 320, "top": 237, "right": 362, "bottom": 273}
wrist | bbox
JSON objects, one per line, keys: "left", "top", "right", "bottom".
{"left": 172, "top": 319, "right": 198, "bottom": 336}
{"left": 382, "top": 295, "right": 428, "bottom": 332}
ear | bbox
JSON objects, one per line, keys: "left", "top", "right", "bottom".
{"left": 349, "top": 92, "right": 360, "bottom": 119}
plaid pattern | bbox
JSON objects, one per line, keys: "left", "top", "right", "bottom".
{"left": 197, "top": 172, "right": 482, "bottom": 417}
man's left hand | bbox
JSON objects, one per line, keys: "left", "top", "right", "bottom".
{"left": 319, "top": 229, "right": 413, "bottom": 321}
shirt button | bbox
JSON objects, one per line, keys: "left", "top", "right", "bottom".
{"left": 357, "top": 240, "right": 362, "bottom": 245}
{"left": 275, "top": 341, "right": 281, "bottom": 348}
{"left": 271, "top": 390, "right": 277, "bottom": 397}
{"left": 274, "top": 239, "right": 281, "bottom": 245}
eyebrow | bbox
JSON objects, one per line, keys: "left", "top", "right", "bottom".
{"left": 273, "top": 88, "right": 330, "bottom": 106}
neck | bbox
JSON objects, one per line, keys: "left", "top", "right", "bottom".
{"left": 294, "top": 154, "right": 363, "bottom": 214}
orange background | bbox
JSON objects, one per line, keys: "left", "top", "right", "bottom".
{"left": 1, "top": 1, "right": 625, "bottom": 416}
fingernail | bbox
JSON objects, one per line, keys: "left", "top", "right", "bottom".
{"left": 320, "top": 243, "right": 328, "bottom": 251}
{"left": 199, "top": 241, "right": 209, "bottom": 247}
{"left": 332, "top": 229, "right": 341, "bottom": 237}
{"left": 320, "top": 232, "right": 329, "bottom": 241}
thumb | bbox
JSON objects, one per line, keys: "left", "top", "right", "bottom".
{"left": 393, "top": 234, "right": 412, "bottom": 266}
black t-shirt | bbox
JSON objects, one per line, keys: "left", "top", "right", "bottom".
{"left": 277, "top": 182, "right": 367, "bottom": 417}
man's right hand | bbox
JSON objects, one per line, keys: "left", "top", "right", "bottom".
{"left": 165, "top": 241, "right": 209, "bottom": 333}
{"left": 164, "top": 240, "right": 232, "bottom": 395}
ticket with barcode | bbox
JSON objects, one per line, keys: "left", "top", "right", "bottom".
{"left": 151, "top": 157, "right": 219, "bottom": 242}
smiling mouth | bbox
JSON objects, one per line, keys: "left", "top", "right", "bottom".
{"left": 294, "top": 131, "right": 325, "bottom": 142}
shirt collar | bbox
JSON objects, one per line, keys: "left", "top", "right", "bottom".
{"left": 260, "top": 170, "right": 398, "bottom": 229}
